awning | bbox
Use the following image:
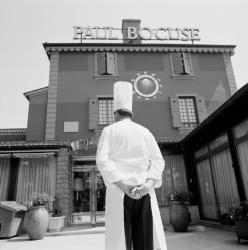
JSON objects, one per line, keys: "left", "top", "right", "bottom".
{"left": 12, "top": 152, "right": 56, "bottom": 158}
{"left": 0, "top": 154, "right": 11, "bottom": 158}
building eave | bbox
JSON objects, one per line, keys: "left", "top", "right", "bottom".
{"left": 0, "top": 140, "right": 71, "bottom": 150}
{"left": 182, "top": 82, "right": 248, "bottom": 148}
{"left": 43, "top": 42, "right": 236, "bottom": 58}
{"left": 0, "top": 128, "right": 26, "bottom": 135}
{"left": 23, "top": 86, "right": 48, "bottom": 101}
{"left": 156, "top": 137, "right": 181, "bottom": 144}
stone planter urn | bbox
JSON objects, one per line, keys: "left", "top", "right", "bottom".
{"left": 169, "top": 201, "right": 190, "bottom": 232}
{"left": 235, "top": 221, "right": 248, "bottom": 244}
{"left": 233, "top": 201, "right": 248, "bottom": 244}
{"left": 25, "top": 206, "right": 49, "bottom": 240}
{"left": 48, "top": 216, "right": 65, "bottom": 232}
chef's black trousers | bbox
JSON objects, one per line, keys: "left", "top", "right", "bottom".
{"left": 124, "top": 194, "right": 153, "bottom": 250}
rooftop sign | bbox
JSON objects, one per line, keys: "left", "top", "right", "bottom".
{"left": 73, "top": 26, "right": 200, "bottom": 42}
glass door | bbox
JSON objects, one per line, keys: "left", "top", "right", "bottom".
{"left": 72, "top": 169, "right": 93, "bottom": 224}
{"left": 93, "top": 170, "right": 106, "bottom": 224}
{"left": 72, "top": 166, "right": 106, "bottom": 225}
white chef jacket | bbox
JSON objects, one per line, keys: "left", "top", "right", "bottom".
{"left": 96, "top": 118, "right": 165, "bottom": 188}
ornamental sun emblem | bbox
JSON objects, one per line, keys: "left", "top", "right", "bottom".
{"left": 131, "top": 72, "right": 163, "bottom": 100}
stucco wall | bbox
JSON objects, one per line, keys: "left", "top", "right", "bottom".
{"left": 26, "top": 92, "right": 47, "bottom": 141}
{"left": 26, "top": 50, "right": 234, "bottom": 141}
{"left": 53, "top": 51, "right": 231, "bottom": 140}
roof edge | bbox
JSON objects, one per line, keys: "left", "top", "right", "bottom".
{"left": 0, "top": 140, "right": 71, "bottom": 149}
{"left": 43, "top": 42, "right": 236, "bottom": 57}
{"left": 182, "top": 82, "right": 248, "bottom": 144}
{"left": 23, "top": 86, "right": 48, "bottom": 101}
{"left": 0, "top": 128, "right": 26, "bottom": 134}
{"left": 43, "top": 42, "right": 236, "bottom": 48}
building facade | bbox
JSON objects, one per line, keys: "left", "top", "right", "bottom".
{"left": 0, "top": 19, "right": 240, "bottom": 226}
{"left": 182, "top": 83, "right": 248, "bottom": 221}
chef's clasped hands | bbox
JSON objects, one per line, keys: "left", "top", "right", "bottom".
{"left": 115, "top": 179, "right": 155, "bottom": 200}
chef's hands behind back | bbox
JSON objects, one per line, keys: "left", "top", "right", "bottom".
{"left": 114, "top": 179, "right": 156, "bottom": 200}
{"left": 131, "top": 179, "right": 155, "bottom": 199}
{"left": 114, "top": 180, "right": 136, "bottom": 199}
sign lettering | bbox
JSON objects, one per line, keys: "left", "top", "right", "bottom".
{"left": 73, "top": 26, "right": 201, "bottom": 42}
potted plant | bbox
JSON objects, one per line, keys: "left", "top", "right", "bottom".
{"left": 47, "top": 197, "right": 65, "bottom": 232}
{"left": 233, "top": 201, "right": 248, "bottom": 244}
{"left": 220, "top": 207, "right": 235, "bottom": 226}
{"left": 167, "top": 191, "right": 193, "bottom": 232}
{"left": 24, "top": 192, "right": 53, "bottom": 240}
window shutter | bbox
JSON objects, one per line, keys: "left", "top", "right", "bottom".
{"left": 106, "top": 53, "right": 116, "bottom": 75}
{"left": 89, "top": 97, "right": 98, "bottom": 130}
{"left": 182, "top": 53, "right": 191, "bottom": 74}
{"left": 171, "top": 53, "right": 184, "bottom": 75}
{"left": 170, "top": 96, "right": 182, "bottom": 128}
{"left": 97, "top": 52, "right": 106, "bottom": 75}
{"left": 196, "top": 96, "right": 207, "bottom": 123}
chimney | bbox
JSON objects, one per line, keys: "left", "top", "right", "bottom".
{"left": 122, "top": 19, "right": 141, "bottom": 44}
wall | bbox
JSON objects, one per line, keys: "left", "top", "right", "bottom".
{"left": 26, "top": 93, "right": 47, "bottom": 141}
{"left": 53, "top": 50, "right": 232, "bottom": 141}
{"left": 56, "top": 148, "right": 71, "bottom": 225}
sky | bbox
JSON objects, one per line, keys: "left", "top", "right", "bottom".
{"left": 0, "top": 0, "right": 247, "bottom": 129}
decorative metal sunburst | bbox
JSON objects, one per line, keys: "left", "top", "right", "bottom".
{"left": 131, "top": 72, "right": 163, "bottom": 100}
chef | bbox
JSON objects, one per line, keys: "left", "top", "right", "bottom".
{"left": 96, "top": 81, "right": 167, "bottom": 250}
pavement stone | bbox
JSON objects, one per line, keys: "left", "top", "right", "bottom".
{"left": 0, "top": 225, "right": 247, "bottom": 250}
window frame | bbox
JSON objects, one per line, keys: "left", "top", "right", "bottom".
{"left": 96, "top": 95, "right": 114, "bottom": 129}
{"left": 170, "top": 52, "right": 195, "bottom": 80}
{"left": 175, "top": 94, "right": 200, "bottom": 132}
{"left": 94, "top": 52, "right": 119, "bottom": 80}
{"left": 177, "top": 95, "right": 199, "bottom": 129}
{"left": 170, "top": 94, "right": 207, "bottom": 133}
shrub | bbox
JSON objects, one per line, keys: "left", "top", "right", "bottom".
{"left": 167, "top": 191, "right": 195, "bottom": 205}
{"left": 26, "top": 192, "right": 54, "bottom": 212}
{"left": 233, "top": 201, "right": 248, "bottom": 222}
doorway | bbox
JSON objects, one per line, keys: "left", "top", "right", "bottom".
{"left": 72, "top": 165, "right": 106, "bottom": 225}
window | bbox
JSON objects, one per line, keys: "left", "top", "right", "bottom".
{"left": 170, "top": 52, "right": 194, "bottom": 79}
{"left": 0, "top": 158, "right": 10, "bottom": 200}
{"left": 15, "top": 157, "right": 56, "bottom": 204}
{"left": 98, "top": 98, "right": 114, "bottom": 126}
{"left": 170, "top": 95, "right": 207, "bottom": 130}
{"left": 178, "top": 97, "right": 198, "bottom": 128}
{"left": 95, "top": 52, "right": 118, "bottom": 79}
{"left": 0, "top": 156, "right": 56, "bottom": 204}
{"left": 89, "top": 97, "right": 114, "bottom": 130}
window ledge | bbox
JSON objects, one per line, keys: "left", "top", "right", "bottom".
{"left": 179, "top": 127, "right": 196, "bottom": 135}
{"left": 171, "top": 74, "right": 196, "bottom": 80}
{"left": 96, "top": 124, "right": 114, "bottom": 131}
{"left": 94, "top": 75, "right": 120, "bottom": 80}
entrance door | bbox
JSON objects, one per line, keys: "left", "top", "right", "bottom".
{"left": 72, "top": 166, "right": 106, "bottom": 225}
{"left": 93, "top": 170, "right": 106, "bottom": 223}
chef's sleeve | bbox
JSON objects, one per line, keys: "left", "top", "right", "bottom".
{"left": 96, "top": 127, "right": 123, "bottom": 184}
{"left": 147, "top": 131, "right": 165, "bottom": 188}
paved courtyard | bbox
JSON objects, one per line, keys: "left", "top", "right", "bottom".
{"left": 0, "top": 226, "right": 247, "bottom": 250}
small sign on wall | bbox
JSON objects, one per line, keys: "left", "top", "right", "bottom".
{"left": 64, "top": 121, "right": 79, "bottom": 132}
